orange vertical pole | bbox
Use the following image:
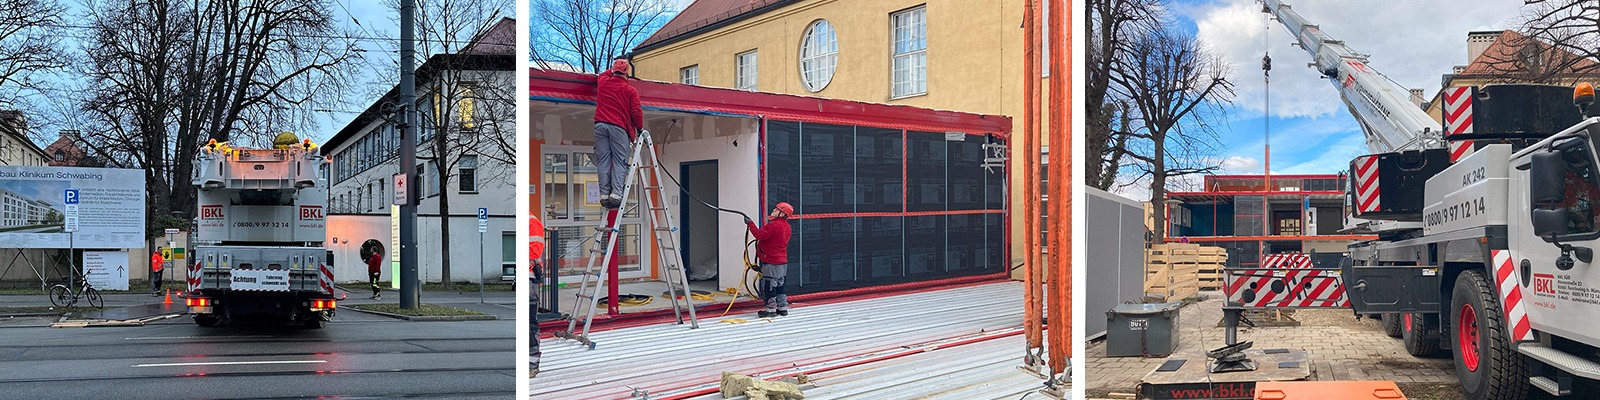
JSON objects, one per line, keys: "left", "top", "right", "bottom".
{"left": 1045, "top": 0, "right": 1072, "bottom": 376}
{"left": 1020, "top": 0, "right": 1043, "bottom": 358}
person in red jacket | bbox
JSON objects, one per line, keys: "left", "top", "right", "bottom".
{"left": 593, "top": 57, "right": 644, "bottom": 210}
{"left": 529, "top": 216, "right": 546, "bottom": 378}
{"left": 746, "top": 202, "right": 794, "bottom": 318}
{"left": 367, "top": 247, "right": 384, "bottom": 300}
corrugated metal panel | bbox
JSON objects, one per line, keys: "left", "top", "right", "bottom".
{"left": 532, "top": 282, "right": 1024, "bottom": 399}
{"left": 696, "top": 334, "right": 1049, "bottom": 400}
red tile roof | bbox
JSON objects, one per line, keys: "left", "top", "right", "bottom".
{"left": 636, "top": 0, "right": 795, "bottom": 51}
{"left": 1459, "top": 30, "right": 1599, "bottom": 76}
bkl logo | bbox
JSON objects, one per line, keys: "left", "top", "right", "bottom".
{"left": 1534, "top": 273, "right": 1557, "bottom": 296}
{"left": 299, "top": 205, "right": 324, "bottom": 220}
{"left": 200, "top": 205, "right": 225, "bottom": 220}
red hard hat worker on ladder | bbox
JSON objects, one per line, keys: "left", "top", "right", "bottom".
{"left": 746, "top": 202, "right": 794, "bottom": 318}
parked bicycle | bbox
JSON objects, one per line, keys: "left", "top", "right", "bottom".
{"left": 48, "top": 270, "right": 102, "bottom": 309}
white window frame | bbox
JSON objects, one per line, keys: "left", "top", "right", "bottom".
{"left": 680, "top": 65, "right": 699, "bottom": 85}
{"left": 799, "top": 19, "right": 838, "bottom": 92}
{"left": 736, "top": 50, "right": 759, "bottom": 91}
{"left": 890, "top": 6, "right": 928, "bottom": 98}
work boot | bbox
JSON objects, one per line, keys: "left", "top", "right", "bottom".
{"left": 529, "top": 368, "right": 539, "bottom": 378}
{"left": 374, "top": 293, "right": 382, "bottom": 300}
{"left": 600, "top": 195, "right": 620, "bottom": 209}
{"left": 777, "top": 310, "right": 788, "bottom": 317}
{"left": 758, "top": 310, "right": 776, "bottom": 318}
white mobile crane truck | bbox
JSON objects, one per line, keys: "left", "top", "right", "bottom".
{"left": 1259, "top": 1, "right": 1600, "bottom": 398}
{"left": 185, "top": 136, "right": 338, "bottom": 328}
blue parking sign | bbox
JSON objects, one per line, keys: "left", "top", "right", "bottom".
{"left": 64, "top": 189, "right": 79, "bottom": 205}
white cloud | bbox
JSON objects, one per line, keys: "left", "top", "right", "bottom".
{"left": 1189, "top": 0, "right": 1524, "bottom": 119}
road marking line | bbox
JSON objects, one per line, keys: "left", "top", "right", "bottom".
{"left": 132, "top": 360, "right": 325, "bottom": 368}
{"left": 125, "top": 335, "right": 273, "bottom": 340}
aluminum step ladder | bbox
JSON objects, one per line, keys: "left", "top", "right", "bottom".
{"left": 553, "top": 130, "right": 698, "bottom": 349}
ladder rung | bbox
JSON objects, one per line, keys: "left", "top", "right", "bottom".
{"left": 654, "top": 227, "right": 676, "bottom": 232}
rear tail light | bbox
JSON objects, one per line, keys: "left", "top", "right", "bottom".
{"left": 311, "top": 299, "right": 336, "bottom": 309}
{"left": 186, "top": 298, "right": 211, "bottom": 307}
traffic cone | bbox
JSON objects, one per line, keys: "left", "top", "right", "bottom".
{"left": 163, "top": 290, "right": 173, "bottom": 305}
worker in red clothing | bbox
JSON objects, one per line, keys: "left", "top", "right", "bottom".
{"left": 367, "top": 247, "right": 384, "bottom": 300}
{"left": 150, "top": 247, "right": 165, "bottom": 296}
{"left": 746, "top": 202, "right": 794, "bottom": 318}
{"left": 593, "top": 57, "right": 644, "bottom": 210}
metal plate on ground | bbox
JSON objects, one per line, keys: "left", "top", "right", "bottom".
{"left": 1137, "top": 349, "right": 1311, "bottom": 400}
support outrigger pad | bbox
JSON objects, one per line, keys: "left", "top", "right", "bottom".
{"left": 1209, "top": 341, "right": 1258, "bottom": 373}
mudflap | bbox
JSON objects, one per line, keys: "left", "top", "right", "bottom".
{"left": 1340, "top": 257, "right": 1442, "bottom": 314}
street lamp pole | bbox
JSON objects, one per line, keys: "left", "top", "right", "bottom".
{"left": 398, "top": 0, "right": 420, "bottom": 309}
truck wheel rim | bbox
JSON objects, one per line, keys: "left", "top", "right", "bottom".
{"left": 1459, "top": 303, "right": 1480, "bottom": 372}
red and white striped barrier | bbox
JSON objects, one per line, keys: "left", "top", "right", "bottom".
{"left": 1225, "top": 267, "right": 1350, "bottom": 308}
{"left": 1260, "top": 253, "right": 1312, "bottom": 269}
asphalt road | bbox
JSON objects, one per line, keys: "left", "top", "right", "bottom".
{"left": 0, "top": 292, "right": 516, "bottom": 399}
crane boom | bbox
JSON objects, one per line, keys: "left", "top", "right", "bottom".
{"left": 1263, "top": 0, "right": 1441, "bottom": 154}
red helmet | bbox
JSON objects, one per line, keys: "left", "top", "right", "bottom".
{"left": 610, "top": 58, "right": 631, "bottom": 74}
{"left": 775, "top": 202, "right": 794, "bottom": 217}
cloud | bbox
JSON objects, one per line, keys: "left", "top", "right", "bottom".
{"left": 1189, "top": 0, "right": 1524, "bottom": 119}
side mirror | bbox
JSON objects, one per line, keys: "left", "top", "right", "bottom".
{"left": 1533, "top": 208, "right": 1571, "bottom": 238}
{"left": 1530, "top": 150, "right": 1566, "bottom": 207}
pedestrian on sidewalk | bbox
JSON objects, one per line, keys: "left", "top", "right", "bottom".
{"left": 150, "top": 247, "right": 165, "bottom": 296}
{"left": 593, "top": 57, "right": 643, "bottom": 210}
{"left": 530, "top": 216, "right": 547, "bottom": 378}
{"left": 367, "top": 247, "right": 383, "bottom": 300}
{"left": 746, "top": 202, "right": 793, "bottom": 318}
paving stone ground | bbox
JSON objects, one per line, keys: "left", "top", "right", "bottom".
{"left": 1086, "top": 292, "right": 1456, "bottom": 396}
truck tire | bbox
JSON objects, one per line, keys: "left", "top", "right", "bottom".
{"left": 1451, "top": 269, "right": 1529, "bottom": 400}
{"left": 1402, "top": 312, "right": 1440, "bottom": 357}
{"left": 1382, "top": 313, "right": 1403, "bottom": 338}
{"left": 194, "top": 315, "right": 222, "bottom": 327}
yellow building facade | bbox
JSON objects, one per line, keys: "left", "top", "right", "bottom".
{"left": 632, "top": 0, "right": 1049, "bottom": 265}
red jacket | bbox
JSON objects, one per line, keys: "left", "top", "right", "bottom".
{"left": 367, "top": 253, "right": 383, "bottom": 275}
{"left": 747, "top": 217, "right": 792, "bottom": 265}
{"left": 594, "top": 72, "right": 643, "bottom": 136}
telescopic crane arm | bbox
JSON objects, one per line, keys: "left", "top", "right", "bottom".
{"left": 1263, "top": 0, "right": 1441, "bottom": 154}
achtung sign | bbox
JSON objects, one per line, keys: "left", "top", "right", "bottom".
{"left": 230, "top": 269, "right": 290, "bottom": 291}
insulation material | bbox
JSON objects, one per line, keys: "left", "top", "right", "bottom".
{"left": 766, "top": 122, "right": 1005, "bottom": 295}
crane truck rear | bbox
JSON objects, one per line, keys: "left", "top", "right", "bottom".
{"left": 185, "top": 137, "right": 337, "bottom": 328}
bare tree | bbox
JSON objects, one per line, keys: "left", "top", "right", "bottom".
{"left": 532, "top": 0, "right": 673, "bottom": 72}
{"left": 1086, "top": 0, "right": 1158, "bottom": 190}
{"left": 79, "top": 0, "right": 360, "bottom": 239}
{"left": 1112, "top": 26, "right": 1232, "bottom": 243}
{"left": 0, "top": 0, "right": 68, "bottom": 108}
{"left": 1476, "top": 2, "right": 1600, "bottom": 84}
{"left": 389, "top": 0, "right": 511, "bottom": 286}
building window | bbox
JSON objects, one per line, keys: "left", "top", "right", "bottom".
{"left": 799, "top": 19, "right": 838, "bottom": 92}
{"left": 427, "top": 161, "right": 441, "bottom": 197}
{"left": 459, "top": 155, "right": 478, "bottom": 193}
{"left": 377, "top": 179, "right": 386, "bottom": 210}
{"left": 736, "top": 50, "right": 758, "bottom": 91}
{"left": 680, "top": 65, "right": 699, "bottom": 85}
{"left": 891, "top": 6, "right": 927, "bottom": 98}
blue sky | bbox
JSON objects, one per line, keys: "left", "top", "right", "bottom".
{"left": 16, "top": 1, "right": 397, "bottom": 145}
{"left": 1136, "top": 0, "right": 1526, "bottom": 197}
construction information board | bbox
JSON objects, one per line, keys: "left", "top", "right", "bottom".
{"left": 0, "top": 167, "right": 145, "bottom": 249}
{"left": 82, "top": 251, "right": 130, "bottom": 290}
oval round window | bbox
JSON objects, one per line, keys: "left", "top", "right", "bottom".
{"left": 799, "top": 19, "right": 838, "bottom": 92}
